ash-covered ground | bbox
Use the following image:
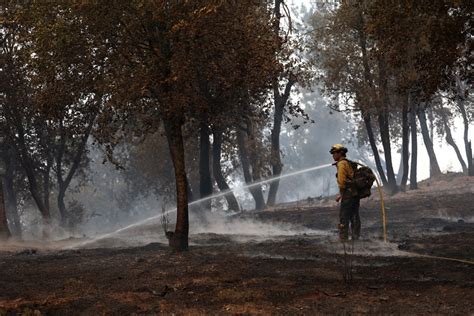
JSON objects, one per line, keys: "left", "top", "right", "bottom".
{"left": 0, "top": 173, "right": 473, "bottom": 315}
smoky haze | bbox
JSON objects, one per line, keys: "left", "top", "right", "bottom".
{"left": 1, "top": 1, "right": 471, "bottom": 258}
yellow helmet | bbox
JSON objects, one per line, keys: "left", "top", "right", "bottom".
{"left": 329, "top": 143, "right": 348, "bottom": 154}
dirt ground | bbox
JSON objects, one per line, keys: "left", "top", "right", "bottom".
{"left": 0, "top": 174, "right": 473, "bottom": 315}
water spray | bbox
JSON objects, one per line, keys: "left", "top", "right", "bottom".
{"left": 69, "top": 163, "right": 333, "bottom": 248}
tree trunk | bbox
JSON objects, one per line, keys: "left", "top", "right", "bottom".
{"left": 417, "top": 108, "right": 442, "bottom": 177}
{"left": 186, "top": 176, "right": 195, "bottom": 203}
{"left": 236, "top": 129, "right": 266, "bottom": 210}
{"left": 409, "top": 107, "right": 418, "bottom": 189}
{"left": 212, "top": 128, "right": 240, "bottom": 212}
{"left": 439, "top": 109, "right": 467, "bottom": 174}
{"left": 444, "top": 121, "right": 467, "bottom": 173}
{"left": 164, "top": 118, "right": 189, "bottom": 251}
{"left": 163, "top": 123, "right": 195, "bottom": 203}
{"left": 362, "top": 111, "right": 388, "bottom": 186}
{"left": 267, "top": 0, "right": 296, "bottom": 206}
{"left": 377, "top": 58, "right": 398, "bottom": 193}
{"left": 400, "top": 101, "right": 410, "bottom": 191}
{"left": 7, "top": 95, "right": 51, "bottom": 232}
{"left": 0, "top": 178, "right": 11, "bottom": 239}
{"left": 2, "top": 146, "right": 20, "bottom": 237}
{"left": 198, "top": 120, "right": 213, "bottom": 210}
{"left": 23, "top": 160, "right": 51, "bottom": 221}
{"left": 247, "top": 122, "right": 267, "bottom": 210}
{"left": 57, "top": 188, "right": 67, "bottom": 227}
{"left": 56, "top": 113, "right": 96, "bottom": 226}
{"left": 396, "top": 156, "right": 403, "bottom": 184}
{"left": 378, "top": 111, "right": 398, "bottom": 193}
{"left": 43, "top": 161, "right": 51, "bottom": 215}
{"left": 457, "top": 99, "right": 473, "bottom": 176}
{"left": 16, "top": 138, "right": 51, "bottom": 220}
{"left": 267, "top": 79, "right": 294, "bottom": 206}
{"left": 356, "top": 13, "right": 388, "bottom": 186}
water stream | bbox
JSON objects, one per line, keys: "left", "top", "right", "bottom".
{"left": 70, "top": 163, "right": 333, "bottom": 248}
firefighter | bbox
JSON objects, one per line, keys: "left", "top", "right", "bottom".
{"left": 330, "top": 144, "right": 360, "bottom": 241}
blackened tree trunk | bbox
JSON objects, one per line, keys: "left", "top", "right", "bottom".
{"left": 164, "top": 118, "right": 189, "bottom": 251}
{"left": 267, "top": 0, "right": 296, "bottom": 206}
{"left": 400, "top": 101, "right": 410, "bottom": 190}
{"left": 56, "top": 114, "right": 96, "bottom": 226}
{"left": 378, "top": 111, "right": 398, "bottom": 193}
{"left": 163, "top": 123, "right": 194, "bottom": 203}
{"left": 236, "top": 129, "right": 266, "bottom": 210}
{"left": 186, "top": 177, "right": 195, "bottom": 203}
{"left": 20, "top": 152, "right": 51, "bottom": 222}
{"left": 1, "top": 146, "right": 20, "bottom": 237}
{"left": 267, "top": 79, "right": 294, "bottom": 206}
{"left": 377, "top": 59, "right": 398, "bottom": 193}
{"left": 0, "top": 178, "right": 11, "bottom": 239}
{"left": 247, "top": 122, "right": 266, "bottom": 209}
{"left": 198, "top": 119, "right": 213, "bottom": 210}
{"left": 409, "top": 107, "right": 418, "bottom": 189}
{"left": 417, "top": 108, "right": 442, "bottom": 177}
{"left": 9, "top": 107, "right": 51, "bottom": 222}
{"left": 362, "top": 111, "right": 388, "bottom": 185}
{"left": 457, "top": 99, "right": 473, "bottom": 176}
{"left": 439, "top": 109, "right": 467, "bottom": 173}
{"left": 396, "top": 155, "right": 403, "bottom": 184}
{"left": 212, "top": 128, "right": 240, "bottom": 212}
{"left": 444, "top": 121, "right": 467, "bottom": 173}
{"left": 357, "top": 10, "right": 387, "bottom": 186}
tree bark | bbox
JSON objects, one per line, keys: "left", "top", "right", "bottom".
{"left": 198, "top": 119, "right": 213, "bottom": 210}
{"left": 444, "top": 121, "right": 467, "bottom": 173}
{"left": 164, "top": 118, "right": 189, "bottom": 251}
{"left": 247, "top": 121, "right": 267, "bottom": 210}
{"left": 439, "top": 109, "right": 467, "bottom": 173}
{"left": 457, "top": 99, "right": 473, "bottom": 176}
{"left": 400, "top": 101, "right": 410, "bottom": 190}
{"left": 212, "top": 128, "right": 240, "bottom": 212}
{"left": 163, "top": 121, "right": 195, "bottom": 203}
{"left": 378, "top": 111, "right": 398, "bottom": 193}
{"left": 186, "top": 176, "right": 195, "bottom": 203}
{"left": 0, "top": 177, "right": 11, "bottom": 239}
{"left": 21, "top": 155, "right": 51, "bottom": 221}
{"left": 267, "top": 79, "right": 294, "bottom": 206}
{"left": 1, "top": 146, "right": 20, "bottom": 237}
{"left": 56, "top": 113, "right": 96, "bottom": 226}
{"left": 377, "top": 59, "right": 398, "bottom": 193}
{"left": 362, "top": 111, "right": 388, "bottom": 186}
{"left": 236, "top": 128, "right": 266, "bottom": 211}
{"left": 267, "top": 0, "right": 295, "bottom": 206}
{"left": 9, "top": 105, "right": 51, "bottom": 221}
{"left": 409, "top": 107, "right": 418, "bottom": 189}
{"left": 357, "top": 21, "right": 388, "bottom": 187}
{"left": 417, "top": 108, "right": 442, "bottom": 177}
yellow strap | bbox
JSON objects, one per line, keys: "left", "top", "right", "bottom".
{"left": 374, "top": 177, "right": 387, "bottom": 242}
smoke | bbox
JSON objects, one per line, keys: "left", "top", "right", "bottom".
{"left": 190, "top": 209, "right": 330, "bottom": 242}
{"left": 61, "top": 206, "right": 331, "bottom": 250}
{"left": 326, "top": 239, "right": 418, "bottom": 258}
{"left": 433, "top": 210, "right": 474, "bottom": 223}
{"left": 278, "top": 90, "right": 371, "bottom": 204}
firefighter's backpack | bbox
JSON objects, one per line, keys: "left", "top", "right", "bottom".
{"left": 348, "top": 161, "right": 377, "bottom": 199}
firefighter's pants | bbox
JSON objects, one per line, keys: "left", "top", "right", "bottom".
{"left": 339, "top": 197, "right": 361, "bottom": 241}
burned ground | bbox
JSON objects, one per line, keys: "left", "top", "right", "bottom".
{"left": 0, "top": 174, "right": 473, "bottom": 315}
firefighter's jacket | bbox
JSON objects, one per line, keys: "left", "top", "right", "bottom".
{"left": 334, "top": 158, "right": 356, "bottom": 199}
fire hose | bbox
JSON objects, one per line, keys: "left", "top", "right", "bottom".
{"left": 374, "top": 177, "right": 387, "bottom": 243}
{"left": 373, "top": 177, "right": 474, "bottom": 265}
